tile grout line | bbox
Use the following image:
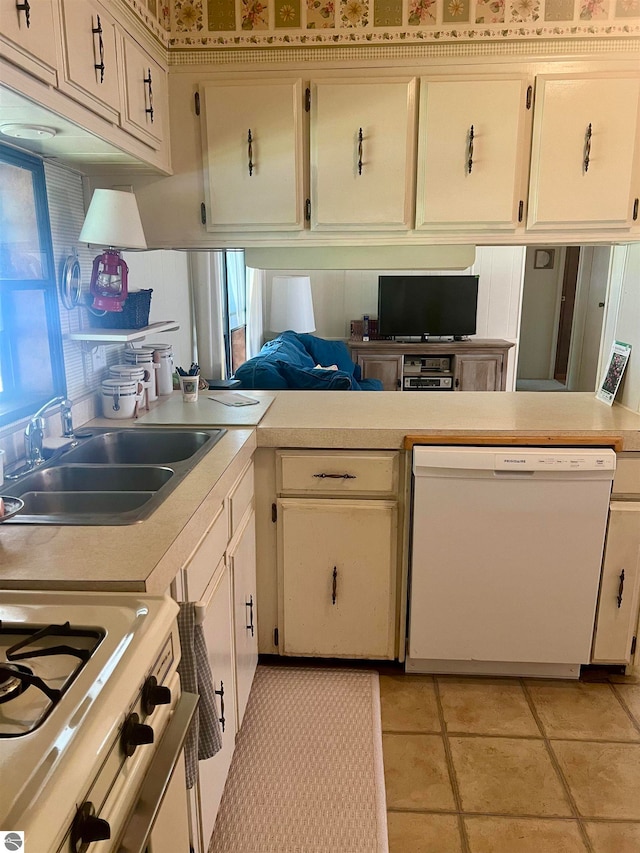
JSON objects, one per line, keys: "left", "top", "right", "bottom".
{"left": 382, "top": 726, "right": 640, "bottom": 744}
{"left": 520, "top": 678, "right": 595, "bottom": 853}
{"left": 433, "top": 677, "right": 472, "bottom": 853}
{"left": 608, "top": 681, "right": 640, "bottom": 737}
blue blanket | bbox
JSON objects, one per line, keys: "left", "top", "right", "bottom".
{"left": 234, "top": 331, "right": 383, "bottom": 391}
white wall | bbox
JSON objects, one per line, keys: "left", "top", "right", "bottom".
{"left": 517, "top": 248, "right": 565, "bottom": 380}
{"left": 122, "top": 250, "right": 193, "bottom": 372}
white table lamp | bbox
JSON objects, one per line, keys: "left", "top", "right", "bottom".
{"left": 269, "top": 275, "right": 316, "bottom": 333}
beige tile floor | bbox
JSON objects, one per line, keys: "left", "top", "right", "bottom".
{"left": 380, "top": 675, "right": 640, "bottom": 853}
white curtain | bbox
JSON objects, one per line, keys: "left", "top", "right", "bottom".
{"left": 189, "top": 251, "right": 226, "bottom": 380}
{"left": 246, "top": 267, "right": 265, "bottom": 359}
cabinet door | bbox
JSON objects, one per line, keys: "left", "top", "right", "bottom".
{"left": 0, "top": 0, "right": 57, "bottom": 84}
{"left": 454, "top": 354, "right": 503, "bottom": 391}
{"left": 196, "top": 560, "right": 237, "bottom": 851}
{"left": 591, "top": 503, "right": 640, "bottom": 665}
{"left": 310, "top": 78, "right": 417, "bottom": 230}
{"left": 201, "top": 79, "right": 304, "bottom": 231}
{"left": 416, "top": 77, "right": 530, "bottom": 231}
{"left": 357, "top": 354, "right": 403, "bottom": 391}
{"left": 527, "top": 73, "right": 640, "bottom": 231}
{"left": 119, "top": 33, "right": 167, "bottom": 149}
{"left": 58, "top": 0, "right": 120, "bottom": 120}
{"left": 279, "top": 498, "right": 397, "bottom": 659}
{"left": 229, "top": 509, "right": 258, "bottom": 730}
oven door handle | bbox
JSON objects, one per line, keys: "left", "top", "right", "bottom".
{"left": 116, "top": 691, "right": 199, "bottom": 853}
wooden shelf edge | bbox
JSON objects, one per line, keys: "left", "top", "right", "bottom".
{"left": 67, "top": 321, "right": 179, "bottom": 343}
{"left": 403, "top": 433, "right": 625, "bottom": 451}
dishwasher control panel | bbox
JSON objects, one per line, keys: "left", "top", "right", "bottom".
{"left": 494, "top": 451, "right": 616, "bottom": 471}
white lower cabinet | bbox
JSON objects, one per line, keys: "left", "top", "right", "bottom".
{"left": 278, "top": 498, "right": 398, "bottom": 659}
{"left": 230, "top": 508, "right": 258, "bottom": 729}
{"left": 591, "top": 502, "right": 640, "bottom": 665}
{"left": 178, "top": 456, "right": 258, "bottom": 853}
{"left": 195, "top": 558, "right": 237, "bottom": 851}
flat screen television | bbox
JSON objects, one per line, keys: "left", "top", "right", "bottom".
{"left": 377, "top": 275, "right": 479, "bottom": 339}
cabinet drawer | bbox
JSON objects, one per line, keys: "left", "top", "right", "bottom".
{"left": 613, "top": 454, "right": 640, "bottom": 498}
{"left": 277, "top": 450, "right": 398, "bottom": 496}
{"left": 182, "top": 502, "right": 229, "bottom": 602}
{"left": 229, "top": 461, "right": 254, "bottom": 537}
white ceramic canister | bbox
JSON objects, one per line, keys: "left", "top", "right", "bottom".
{"left": 101, "top": 378, "right": 143, "bottom": 420}
{"left": 124, "top": 347, "right": 157, "bottom": 400}
{"left": 109, "top": 364, "right": 149, "bottom": 410}
{"left": 149, "top": 343, "right": 174, "bottom": 396}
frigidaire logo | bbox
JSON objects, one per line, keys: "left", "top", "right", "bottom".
{"left": 2, "top": 832, "right": 24, "bottom": 851}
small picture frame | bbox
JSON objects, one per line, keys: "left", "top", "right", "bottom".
{"left": 596, "top": 341, "right": 631, "bottom": 406}
{"left": 534, "top": 249, "right": 555, "bottom": 270}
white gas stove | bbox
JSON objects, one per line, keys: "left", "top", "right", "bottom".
{"left": 0, "top": 590, "right": 195, "bottom": 853}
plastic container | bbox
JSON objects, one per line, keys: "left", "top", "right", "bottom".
{"left": 124, "top": 347, "right": 157, "bottom": 400}
{"left": 101, "top": 378, "right": 143, "bottom": 419}
{"left": 149, "top": 343, "right": 174, "bottom": 396}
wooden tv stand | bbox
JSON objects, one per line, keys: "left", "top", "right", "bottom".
{"left": 349, "top": 339, "right": 515, "bottom": 391}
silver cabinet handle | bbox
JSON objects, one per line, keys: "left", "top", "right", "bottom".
{"left": 357, "top": 127, "right": 363, "bottom": 175}
{"left": 248, "top": 128, "right": 254, "bottom": 176}
{"left": 92, "top": 15, "right": 105, "bottom": 83}
{"left": 583, "top": 123, "right": 592, "bottom": 173}
{"left": 144, "top": 68, "right": 154, "bottom": 123}
{"left": 16, "top": 1, "right": 30, "bottom": 27}
{"left": 467, "top": 125, "right": 475, "bottom": 174}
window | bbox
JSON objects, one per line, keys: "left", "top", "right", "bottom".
{"left": 222, "top": 250, "right": 247, "bottom": 376}
{"left": 0, "top": 144, "right": 65, "bottom": 426}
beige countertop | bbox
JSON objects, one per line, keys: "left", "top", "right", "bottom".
{"left": 255, "top": 391, "right": 640, "bottom": 450}
{"left": 0, "top": 429, "right": 255, "bottom": 593}
{"left": 2, "top": 390, "right": 639, "bottom": 593}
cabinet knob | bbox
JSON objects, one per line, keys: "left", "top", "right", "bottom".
{"left": 141, "top": 675, "right": 171, "bottom": 715}
{"left": 121, "top": 712, "right": 154, "bottom": 757}
{"left": 70, "top": 802, "right": 111, "bottom": 852}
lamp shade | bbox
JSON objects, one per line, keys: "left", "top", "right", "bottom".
{"left": 79, "top": 189, "right": 147, "bottom": 249}
{"left": 269, "top": 275, "right": 315, "bottom": 333}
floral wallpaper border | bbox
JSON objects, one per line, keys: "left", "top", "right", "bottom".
{"left": 116, "top": 0, "right": 640, "bottom": 45}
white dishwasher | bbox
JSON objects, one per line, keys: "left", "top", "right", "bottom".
{"left": 407, "top": 446, "right": 616, "bottom": 678}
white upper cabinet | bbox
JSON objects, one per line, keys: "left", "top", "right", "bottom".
{"left": 0, "top": 0, "right": 57, "bottom": 84}
{"left": 415, "top": 76, "right": 531, "bottom": 232}
{"left": 201, "top": 79, "right": 305, "bottom": 231}
{"left": 58, "top": 0, "right": 120, "bottom": 120}
{"left": 527, "top": 72, "right": 640, "bottom": 231}
{"left": 310, "top": 78, "right": 417, "bottom": 230}
{"left": 119, "top": 32, "right": 167, "bottom": 150}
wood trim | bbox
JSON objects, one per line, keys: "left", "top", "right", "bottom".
{"left": 403, "top": 433, "right": 625, "bottom": 451}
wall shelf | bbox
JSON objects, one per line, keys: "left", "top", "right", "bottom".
{"left": 67, "top": 321, "right": 179, "bottom": 343}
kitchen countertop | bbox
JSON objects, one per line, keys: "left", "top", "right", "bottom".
{"left": 255, "top": 391, "right": 640, "bottom": 450}
{"left": 0, "top": 429, "right": 256, "bottom": 593}
{"left": 1, "top": 390, "right": 639, "bottom": 593}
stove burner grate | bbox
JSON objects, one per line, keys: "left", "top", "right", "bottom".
{"left": 0, "top": 663, "right": 31, "bottom": 704}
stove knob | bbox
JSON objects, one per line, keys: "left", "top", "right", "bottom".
{"left": 142, "top": 675, "right": 172, "bottom": 715}
{"left": 121, "top": 712, "right": 154, "bottom": 757}
{"left": 70, "top": 801, "right": 111, "bottom": 852}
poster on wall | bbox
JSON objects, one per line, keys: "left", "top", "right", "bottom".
{"left": 596, "top": 341, "right": 632, "bottom": 406}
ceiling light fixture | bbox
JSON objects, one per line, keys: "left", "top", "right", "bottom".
{"left": 0, "top": 124, "right": 57, "bottom": 140}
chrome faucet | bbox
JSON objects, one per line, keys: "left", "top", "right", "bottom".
{"left": 24, "top": 396, "right": 76, "bottom": 469}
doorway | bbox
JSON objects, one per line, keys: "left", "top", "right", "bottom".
{"left": 516, "top": 246, "right": 610, "bottom": 392}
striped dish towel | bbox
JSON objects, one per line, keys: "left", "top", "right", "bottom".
{"left": 177, "top": 602, "right": 223, "bottom": 789}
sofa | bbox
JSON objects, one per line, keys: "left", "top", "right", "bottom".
{"left": 234, "top": 331, "right": 383, "bottom": 391}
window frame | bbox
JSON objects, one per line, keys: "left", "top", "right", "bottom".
{"left": 0, "top": 144, "right": 66, "bottom": 427}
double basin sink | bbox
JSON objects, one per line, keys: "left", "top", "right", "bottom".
{"left": 3, "top": 428, "right": 226, "bottom": 525}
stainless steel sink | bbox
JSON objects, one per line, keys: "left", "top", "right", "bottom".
{"left": 3, "top": 428, "right": 226, "bottom": 525}
{"left": 59, "top": 429, "right": 213, "bottom": 465}
{"left": 13, "top": 465, "right": 174, "bottom": 493}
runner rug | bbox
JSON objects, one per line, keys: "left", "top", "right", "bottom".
{"left": 209, "top": 665, "right": 389, "bottom": 853}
